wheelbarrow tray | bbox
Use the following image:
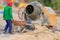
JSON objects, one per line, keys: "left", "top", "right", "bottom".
{"left": 12, "top": 20, "right": 26, "bottom": 26}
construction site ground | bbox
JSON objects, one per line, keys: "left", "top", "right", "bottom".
{"left": 0, "top": 13, "right": 60, "bottom": 40}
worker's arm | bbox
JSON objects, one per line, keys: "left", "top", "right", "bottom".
{"left": 18, "top": 8, "right": 22, "bottom": 20}
{"left": 10, "top": 8, "right": 13, "bottom": 19}
{"left": 3, "top": 8, "right": 5, "bottom": 19}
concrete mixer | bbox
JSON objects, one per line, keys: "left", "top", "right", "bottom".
{"left": 24, "top": 1, "right": 56, "bottom": 32}
{"left": 25, "top": 1, "right": 56, "bottom": 27}
{"left": 25, "top": 1, "right": 43, "bottom": 20}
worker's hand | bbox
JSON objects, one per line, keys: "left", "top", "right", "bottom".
{"left": 19, "top": 17, "right": 22, "bottom": 20}
{"left": 3, "top": 19, "right": 4, "bottom": 20}
{"left": 18, "top": 12, "right": 22, "bottom": 20}
{"left": 12, "top": 17, "right": 13, "bottom": 20}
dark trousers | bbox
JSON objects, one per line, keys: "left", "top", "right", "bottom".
{"left": 4, "top": 20, "right": 12, "bottom": 33}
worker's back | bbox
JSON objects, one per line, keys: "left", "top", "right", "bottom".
{"left": 18, "top": 2, "right": 27, "bottom": 21}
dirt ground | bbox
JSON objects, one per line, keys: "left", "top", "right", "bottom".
{"left": 0, "top": 13, "right": 60, "bottom": 40}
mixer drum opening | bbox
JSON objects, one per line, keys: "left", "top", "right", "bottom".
{"left": 26, "top": 5, "right": 34, "bottom": 14}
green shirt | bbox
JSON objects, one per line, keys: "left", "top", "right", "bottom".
{"left": 3, "top": 6, "right": 13, "bottom": 20}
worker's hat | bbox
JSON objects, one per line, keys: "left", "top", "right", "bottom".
{"left": 8, "top": 2, "right": 12, "bottom": 7}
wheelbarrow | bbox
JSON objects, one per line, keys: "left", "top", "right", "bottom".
{"left": 12, "top": 20, "right": 35, "bottom": 33}
{"left": 12, "top": 20, "right": 26, "bottom": 32}
{"left": 12, "top": 20, "right": 26, "bottom": 26}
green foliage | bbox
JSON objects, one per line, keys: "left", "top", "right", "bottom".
{"left": 29, "top": 0, "right": 35, "bottom": 2}
{"left": 29, "top": 0, "right": 60, "bottom": 10}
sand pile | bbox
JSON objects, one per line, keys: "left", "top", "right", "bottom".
{"left": 0, "top": 24, "right": 60, "bottom": 40}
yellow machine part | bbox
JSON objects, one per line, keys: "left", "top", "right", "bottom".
{"left": 18, "top": 2, "right": 27, "bottom": 8}
{"left": 10, "top": 0, "right": 14, "bottom": 3}
{"left": 43, "top": 7, "right": 56, "bottom": 27}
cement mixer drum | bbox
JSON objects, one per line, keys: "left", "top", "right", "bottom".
{"left": 25, "top": 1, "right": 42, "bottom": 20}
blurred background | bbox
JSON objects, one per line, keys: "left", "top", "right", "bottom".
{"left": 0, "top": 0, "right": 60, "bottom": 10}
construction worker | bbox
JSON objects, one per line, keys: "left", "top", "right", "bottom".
{"left": 17, "top": 0, "right": 27, "bottom": 32}
{"left": 17, "top": 0, "right": 33, "bottom": 32}
{"left": 42, "top": 7, "right": 56, "bottom": 33}
{"left": 41, "top": 12, "right": 50, "bottom": 26}
{"left": 3, "top": 2, "right": 13, "bottom": 34}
